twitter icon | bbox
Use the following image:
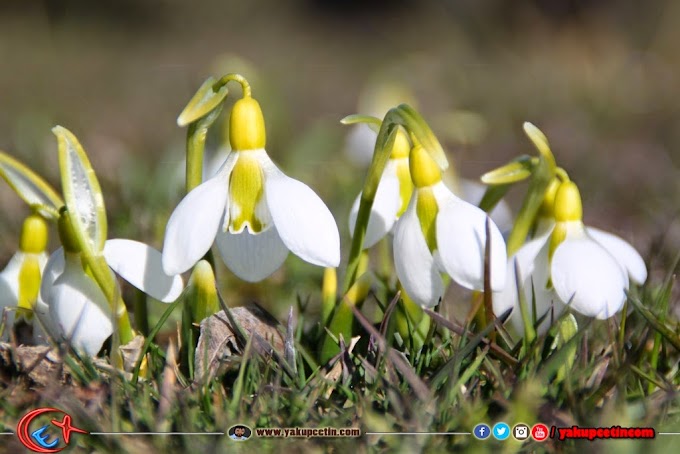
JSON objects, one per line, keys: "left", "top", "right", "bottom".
{"left": 493, "top": 422, "right": 511, "bottom": 441}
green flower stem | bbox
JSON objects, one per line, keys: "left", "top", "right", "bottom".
{"left": 185, "top": 106, "right": 223, "bottom": 193}
{"left": 83, "top": 252, "right": 135, "bottom": 345}
{"left": 133, "top": 290, "right": 149, "bottom": 337}
{"left": 505, "top": 152, "right": 556, "bottom": 256}
{"left": 343, "top": 104, "right": 447, "bottom": 293}
{"left": 213, "top": 73, "right": 251, "bottom": 98}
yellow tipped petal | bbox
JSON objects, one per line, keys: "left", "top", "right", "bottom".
{"left": 19, "top": 214, "right": 48, "bottom": 254}
{"left": 553, "top": 181, "right": 583, "bottom": 223}
{"left": 229, "top": 97, "right": 266, "bottom": 151}
{"left": 410, "top": 145, "right": 442, "bottom": 189}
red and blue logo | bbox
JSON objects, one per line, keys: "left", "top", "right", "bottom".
{"left": 16, "top": 408, "right": 88, "bottom": 453}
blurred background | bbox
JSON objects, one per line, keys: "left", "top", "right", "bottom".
{"left": 1, "top": 0, "right": 679, "bottom": 316}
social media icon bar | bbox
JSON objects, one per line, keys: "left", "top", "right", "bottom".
{"left": 513, "top": 423, "right": 530, "bottom": 440}
{"left": 532, "top": 423, "right": 550, "bottom": 442}
{"left": 493, "top": 422, "right": 511, "bottom": 440}
{"left": 473, "top": 423, "right": 491, "bottom": 440}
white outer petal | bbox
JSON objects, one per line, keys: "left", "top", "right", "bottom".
{"left": 586, "top": 227, "right": 647, "bottom": 285}
{"left": 0, "top": 252, "right": 50, "bottom": 339}
{"left": 49, "top": 255, "right": 113, "bottom": 356}
{"left": 40, "top": 248, "right": 65, "bottom": 300}
{"left": 552, "top": 236, "right": 628, "bottom": 319}
{"left": 0, "top": 253, "right": 23, "bottom": 338}
{"left": 433, "top": 183, "right": 507, "bottom": 292}
{"left": 104, "top": 239, "right": 184, "bottom": 302}
{"left": 261, "top": 154, "right": 340, "bottom": 267}
{"left": 458, "top": 179, "right": 514, "bottom": 233}
{"left": 393, "top": 196, "right": 443, "bottom": 307}
{"left": 162, "top": 154, "right": 236, "bottom": 275}
{"left": 348, "top": 161, "right": 401, "bottom": 249}
{"left": 0, "top": 252, "right": 23, "bottom": 308}
{"left": 216, "top": 226, "right": 290, "bottom": 282}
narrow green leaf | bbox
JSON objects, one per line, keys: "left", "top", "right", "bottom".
{"left": 0, "top": 151, "right": 63, "bottom": 220}
{"left": 629, "top": 296, "right": 680, "bottom": 352}
{"left": 177, "top": 77, "right": 229, "bottom": 127}
{"left": 53, "top": 126, "right": 107, "bottom": 254}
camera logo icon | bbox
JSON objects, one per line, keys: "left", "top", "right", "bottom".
{"left": 513, "top": 423, "right": 530, "bottom": 440}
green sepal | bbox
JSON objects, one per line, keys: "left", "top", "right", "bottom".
{"left": 177, "top": 76, "right": 229, "bottom": 127}
{"left": 54, "top": 126, "right": 107, "bottom": 255}
{"left": 480, "top": 155, "right": 536, "bottom": 185}
{"left": 340, "top": 114, "right": 382, "bottom": 133}
{"left": 0, "top": 151, "right": 63, "bottom": 220}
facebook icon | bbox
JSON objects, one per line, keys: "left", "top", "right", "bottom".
{"left": 473, "top": 423, "right": 491, "bottom": 440}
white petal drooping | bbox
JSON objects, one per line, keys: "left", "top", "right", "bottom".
{"left": 162, "top": 166, "right": 231, "bottom": 275}
{"left": 264, "top": 160, "right": 340, "bottom": 268}
{"left": 393, "top": 197, "right": 444, "bottom": 307}
{"left": 435, "top": 186, "right": 507, "bottom": 292}
{"left": 551, "top": 236, "right": 628, "bottom": 319}
{"left": 586, "top": 227, "right": 647, "bottom": 285}
{"left": 104, "top": 239, "right": 184, "bottom": 303}
{"left": 48, "top": 254, "right": 113, "bottom": 356}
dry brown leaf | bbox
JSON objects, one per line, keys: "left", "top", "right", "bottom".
{"left": 194, "top": 305, "right": 284, "bottom": 383}
{"left": 0, "top": 342, "right": 64, "bottom": 386}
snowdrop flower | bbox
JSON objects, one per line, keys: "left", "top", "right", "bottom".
{"left": 0, "top": 214, "right": 49, "bottom": 340}
{"left": 494, "top": 180, "right": 647, "bottom": 330}
{"left": 348, "top": 130, "right": 513, "bottom": 250}
{"left": 162, "top": 95, "right": 340, "bottom": 281}
{"left": 393, "top": 142, "right": 507, "bottom": 307}
{"left": 40, "top": 214, "right": 184, "bottom": 355}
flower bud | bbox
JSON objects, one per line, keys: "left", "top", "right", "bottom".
{"left": 187, "top": 260, "right": 219, "bottom": 323}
